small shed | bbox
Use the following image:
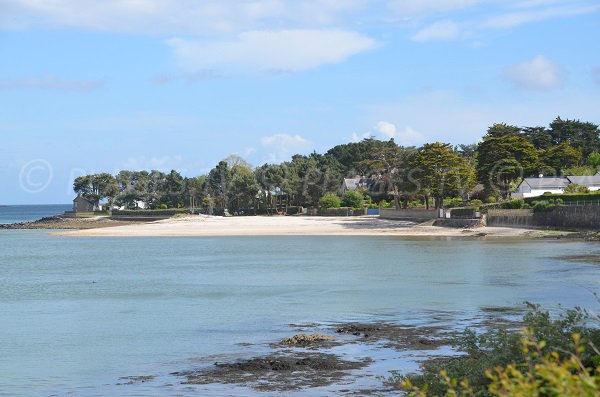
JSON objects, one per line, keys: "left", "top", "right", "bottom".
{"left": 73, "top": 195, "right": 96, "bottom": 213}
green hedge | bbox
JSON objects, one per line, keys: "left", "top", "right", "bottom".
{"left": 525, "top": 192, "right": 600, "bottom": 204}
{"left": 450, "top": 207, "right": 476, "bottom": 218}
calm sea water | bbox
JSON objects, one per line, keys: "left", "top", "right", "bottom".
{"left": 0, "top": 231, "right": 599, "bottom": 396}
{"left": 0, "top": 204, "right": 71, "bottom": 224}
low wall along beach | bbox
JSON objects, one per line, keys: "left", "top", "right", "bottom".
{"left": 487, "top": 206, "right": 600, "bottom": 230}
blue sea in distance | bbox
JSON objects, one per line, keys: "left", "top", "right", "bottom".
{"left": 0, "top": 231, "right": 599, "bottom": 396}
{"left": 0, "top": 204, "right": 71, "bottom": 224}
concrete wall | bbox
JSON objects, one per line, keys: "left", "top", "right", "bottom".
{"left": 487, "top": 206, "right": 600, "bottom": 230}
{"left": 380, "top": 208, "right": 437, "bottom": 221}
{"left": 433, "top": 218, "right": 483, "bottom": 228}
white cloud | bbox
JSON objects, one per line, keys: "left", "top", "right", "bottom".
{"left": 0, "top": 74, "right": 104, "bottom": 92}
{"left": 503, "top": 55, "right": 564, "bottom": 91}
{"left": 167, "top": 30, "right": 376, "bottom": 72}
{"left": 388, "top": 0, "right": 478, "bottom": 16}
{"left": 261, "top": 133, "right": 312, "bottom": 162}
{"left": 411, "top": 20, "right": 459, "bottom": 42}
{"left": 0, "top": 0, "right": 368, "bottom": 35}
{"left": 375, "top": 121, "right": 426, "bottom": 144}
{"left": 480, "top": 3, "right": 600, "bottom": 29}
{"left": 369, "top": 88, "right": 600, "bottom": 145}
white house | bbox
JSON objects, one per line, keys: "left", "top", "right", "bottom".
{"left": 566, "top": 175, "right": 600, "bottom": 191}
{"left": 513, "top": 175, "right": 600, "bottom": 198}
{"left": 513, "top": 177, "right": 570, "bottom": 198}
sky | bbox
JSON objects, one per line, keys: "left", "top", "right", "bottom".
{"left": 1, "top": 0, "right": 599, "bottom": 204}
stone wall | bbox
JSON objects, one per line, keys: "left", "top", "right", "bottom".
{"left": 487, "top": 206, "right": 600, "bottom": 230}
{"left": 379, "top": 208, "right": 437, "bottom": 221}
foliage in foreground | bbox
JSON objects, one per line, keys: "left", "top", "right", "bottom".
{"left": 392, "top": 304, "right": 600, "bottom": 396}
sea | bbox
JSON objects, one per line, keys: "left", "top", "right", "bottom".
{"left": 0, "top": 204, "right": 71, "bottom": 224}
{"left": 1, "top": 206, "right": 599, "bottom": 396}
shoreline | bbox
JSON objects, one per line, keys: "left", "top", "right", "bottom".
{"left": 50, "top": 215, "right": 554, "bottom": 238}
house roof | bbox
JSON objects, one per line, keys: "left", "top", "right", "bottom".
{"left": 521, "top": 177, "right": 570, "bottom": 190}
{"left": 73, "top": 194, "right": 94, "bottom": 204}
{"left": 567, "top": 175, "right": 600, "bottom": 187}
{"left": 342, "top": 178, "right": 373, "bottom": 190}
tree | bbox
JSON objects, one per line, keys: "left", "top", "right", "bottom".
{"left": 541, "top": 142, "right": 582, "bottom": 174}
{"left": 325, "top": 138, "right": 397, "bottom": 176}
{"left": 486, "top": 123, "right": 521, "bottom": 137}
{"left": 73, "top": 173, "right": 118, "bottom": 208}
{"left": 477, "top": 134, "right": 539, "bottom": 199}
{"left": 229, "top": 165, "right": 259, "bottom": 213}
{"left": 587, "top": 152, "right": 600, "bottom": 168}
{"left": 206, "top": 161, "right": 231, "bottom": 209}
{"left": 522, "top": 126, "right": 553, "bottom": 151}
{"left": 410, "top": 142, "right": 476, "bottom": 209}
{"left": 548, "top": 117, "right": 600, "bottom": 160}
{"left": 162, "top": 170, "right": 185, "bottom": 208}
{"left": 342, "top": 190, "right": 364, "bottom": 208}
{"left": 358, "top": 145, "right": 417, "bottom": 209}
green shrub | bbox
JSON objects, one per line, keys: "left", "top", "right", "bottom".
{"left": 564, "top": 183, "right": 590, "bottom": 194}
{"left": 444, "top": 197, "right": 465, "bottom": 208}
{"left": 468, "top": 199, "right": 483, "bottom": 208}
{"left": 342, "top": 190, "right": 364, "bottom": 208}
{"left": 319, "top": 194, "right": 342, "bottom": 209}
{"left": 392, "top": 304, "right": 600, "bottom": 397}
{"left": 160, "top": 203, "right": 168, "bottom": 209}
{"left": 486, "top": 196, "right": 497, "bottom": 203}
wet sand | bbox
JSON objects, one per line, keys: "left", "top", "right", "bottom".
{"left": 52, "top": 215, "right": 542, "bottom": 238}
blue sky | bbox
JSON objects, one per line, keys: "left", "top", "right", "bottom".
{"left": 1, "top": 0, "right": 599, "bottom": 204}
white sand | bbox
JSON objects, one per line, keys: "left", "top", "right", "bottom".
{"left": 53, "top": 215, "right": 539, "bottom": 238}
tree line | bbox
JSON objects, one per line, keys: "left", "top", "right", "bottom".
{"left": 74, "top": 117, "right": 600, "bottom": 211}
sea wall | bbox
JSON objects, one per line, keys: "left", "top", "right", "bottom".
{"left": 433, "top": 218, "right": 483, "bottom": 228}
{"left": 379, "top": 208, "right": 437, "bottom": 221}
{"left": 487, "top": 206, "right": 600, "bottom": 230}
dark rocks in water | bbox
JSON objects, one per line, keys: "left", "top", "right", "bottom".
{"left": 177, "top": 352, "right": 370, "bottom": 391}
{"left": 117, "top": 375, "right": 155, "bottom": 385}
{"left": 334, "top": 322, "right": 451, "bottom": 351}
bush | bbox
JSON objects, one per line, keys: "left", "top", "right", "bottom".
{"left": 160, "top": 203, "right": 168, "bottom": 209}
{"left": 531, "top": 198, "right": 563, "bottom": 213}
{"left": 486, "top": 196, "right": 497, "bottom": 204}
{"left": 342, "top": 190, "right": 364, "bottom": 208}
{"left": 564, "top": 183, "right": 590, "bottom": 194}
{"left": 468, "top": 199, "right": 483, "bottom": 208}
{"left": 444, "top": 197, "right": 465, "bottom": 208}
{"left": 393, "top": 304, "right": 600, "bottom": 397}
{"left": 319, "top": 194, "right": 342, "bottom": 209}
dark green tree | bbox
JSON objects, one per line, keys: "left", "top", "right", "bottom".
{"left": 477, "top": 134, "right": 539, "bottom": 199}
{"left": 410, "top": 142, "right": 475, "bottom": 209}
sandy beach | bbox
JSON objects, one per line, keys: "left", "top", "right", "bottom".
{"left": 53, "top": 215, "right": 541, "bottom": 238}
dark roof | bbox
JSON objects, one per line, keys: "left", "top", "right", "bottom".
{"left": 567, "top": 175, "right": 600, "bottom": 187}
{"left": 342, "top": 178, "right": 374, "bottom": 190}
{"left": 521, "top": 177, "right": 570, "bottom": 190}
{"left": 73, "top": 195, "right": 94, "bottom": 204}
